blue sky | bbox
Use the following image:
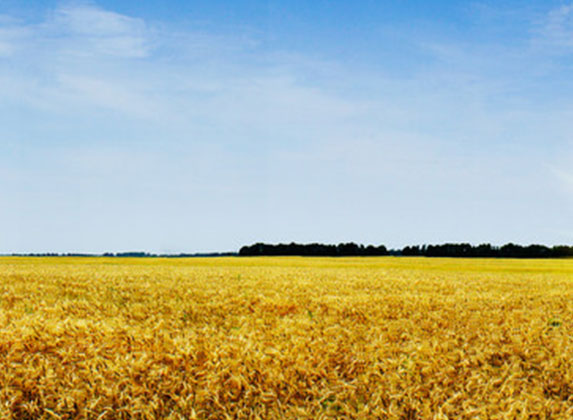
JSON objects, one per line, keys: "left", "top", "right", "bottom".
{"left": 1, "top": 0, "right": 572, "bottom": 253}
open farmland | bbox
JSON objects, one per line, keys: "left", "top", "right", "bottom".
{"left": 0, "top": 257, "right": 571, "bottom": 419}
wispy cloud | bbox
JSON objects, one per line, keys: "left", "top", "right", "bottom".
{"left": 0, "top": 3, "right": 368, "bottom": 130}
{"left": 48, "top": 3, "right": 152, "bottom": 58}
{"left": 542, "top": 4, "right": 573, "bottom": 48}
{"left": 2, "top": 2, "right": 572, "bottom": 149}
{"left": 0, "top": 4, "right": 152, "bottom": 59}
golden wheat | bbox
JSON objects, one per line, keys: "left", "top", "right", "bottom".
{"left": 0, "top": 256, "right": 571, "bottom": 419}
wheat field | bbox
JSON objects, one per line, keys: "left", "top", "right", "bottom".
{"left": 0, "top": 256, "right": 571, "bottom": 419}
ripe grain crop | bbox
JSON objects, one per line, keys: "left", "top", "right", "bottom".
{"left": 0, "top": 256, "right": 571, "bottom": 419}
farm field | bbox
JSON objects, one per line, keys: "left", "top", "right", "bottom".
{"left": 0, "top": 256, "right": 571, "bottom": 419}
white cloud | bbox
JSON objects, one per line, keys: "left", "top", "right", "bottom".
{"left": 1, "top": 1, "right": 571, "bottom": 145}
{"left": 54, "top": 4, "right": 143, "bottom": 37}
{"left": 50, "top": 4, "right": 152, "bottom": 58}
{"left": 538, "top": 4, "right": 573, "bottom": 49}
{"left": 0, "top": 4, "right": 152, "bottom": 59}
{"left": 0, "top": 4, "right": 373, "bottom": 130}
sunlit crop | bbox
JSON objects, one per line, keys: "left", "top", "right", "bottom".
{"left": 0, "top": 256, "right": 571, "bottom": 419}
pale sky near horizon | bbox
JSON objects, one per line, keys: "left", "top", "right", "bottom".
{"left": 1, "top": 0, "right": 572, "bottom": 253}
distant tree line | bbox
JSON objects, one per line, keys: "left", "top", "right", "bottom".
{"left": 8, "top": 253, "right": 98, "bottom": 257}
{"left": 8, "top": 243, "right": 573, "bottom": 259}
{"left": 8, "top": 252, "right": 236, "bottom": 258}
{"left": 239, "top": 242, "right": 573, "bottom": 258}
{"left": 239, "top": 242, "right": 389, "bottom": 257}
{"left": 401, "top": 243, "right": 573, "bottom": 258}
{"left": 103, "top": 252, "right": 153, "bottom": 257}
{"left": 101, "top": 252, "right": 236, "bottom": 258}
